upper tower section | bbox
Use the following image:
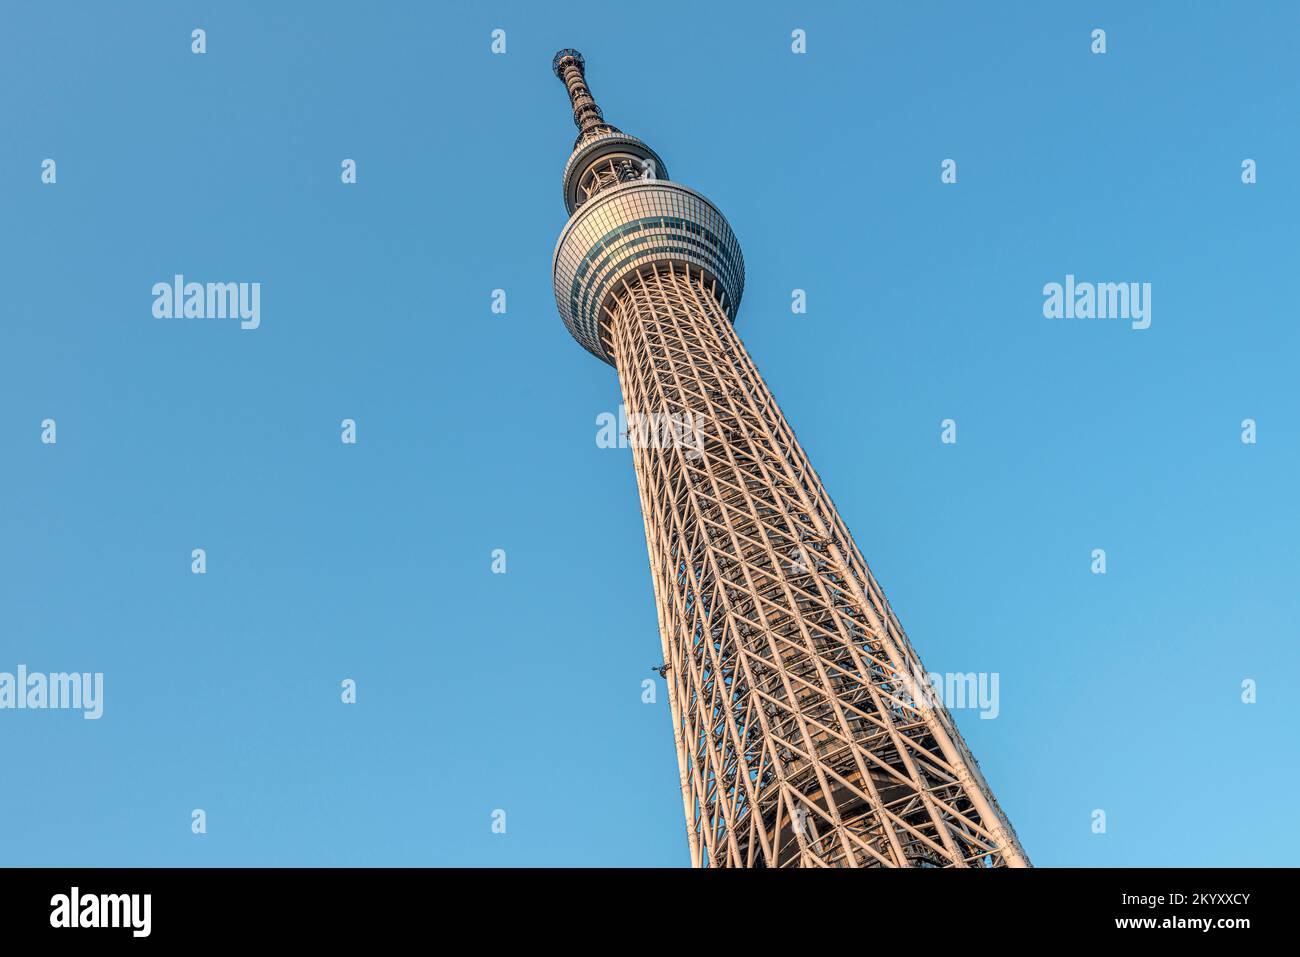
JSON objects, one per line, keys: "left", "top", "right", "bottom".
{"left": 551, "top": 50, "right": 745, "bottom": 365}
{"left": 552, "top": 49, "right": 669, "bottom": 215}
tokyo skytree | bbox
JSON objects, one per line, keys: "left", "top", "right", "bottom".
{"left": 550, "top": 49, "right": 1029, "bottom": 868}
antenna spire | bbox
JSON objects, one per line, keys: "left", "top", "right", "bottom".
{"left": 552, "top": 49, "right": 617, "bottom": 139}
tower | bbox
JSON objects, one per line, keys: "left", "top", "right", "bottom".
{"left": 551, "top": 50, "right": 1029, "bottom": 868}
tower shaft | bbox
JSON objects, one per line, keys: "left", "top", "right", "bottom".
{"left": 609, "top": 263, "right": 1028, "bottom": 868}
{"left": 550, "top": 51, "right": 1029, "bottom": 867}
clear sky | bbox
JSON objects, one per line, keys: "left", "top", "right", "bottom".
{"left": 1, "top": 1, "right": 1296, "bottom": 867}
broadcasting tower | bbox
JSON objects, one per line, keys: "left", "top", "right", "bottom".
{"left": 551, "top": 49, "right": 1029, "bottom": 868}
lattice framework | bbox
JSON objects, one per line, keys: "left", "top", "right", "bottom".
{"left": 604, "top": 262, "right": 1029, "bottom": 868}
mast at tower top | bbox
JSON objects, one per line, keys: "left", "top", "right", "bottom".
{"left": 552, "top": 49, "right": 619, "bottom": 143}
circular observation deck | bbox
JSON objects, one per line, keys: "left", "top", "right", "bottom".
{"left": 552, "top": 179, "right": 746, "bottom": 366}
{"left": 561, "top": 132, "right": 669, "bottom": 215}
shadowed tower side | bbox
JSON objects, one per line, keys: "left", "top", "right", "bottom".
{"left": 550, "top": 49, "right": 1029, "bottom": 868}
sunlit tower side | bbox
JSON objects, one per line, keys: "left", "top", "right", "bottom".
{"left": 550, "top": 49, "right": 1029, "bottom": 868}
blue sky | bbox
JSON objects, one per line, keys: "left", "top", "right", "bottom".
{"left": 1, "top": 1, "right": 1296, "bottom": 866}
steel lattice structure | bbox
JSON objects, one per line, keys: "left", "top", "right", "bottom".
{"left": 551, "top": 50, "right": 1029, "bottom": 868}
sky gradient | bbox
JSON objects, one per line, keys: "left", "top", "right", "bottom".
{"left": 1, "top": 1, "right": 1297, "bottom": 866}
